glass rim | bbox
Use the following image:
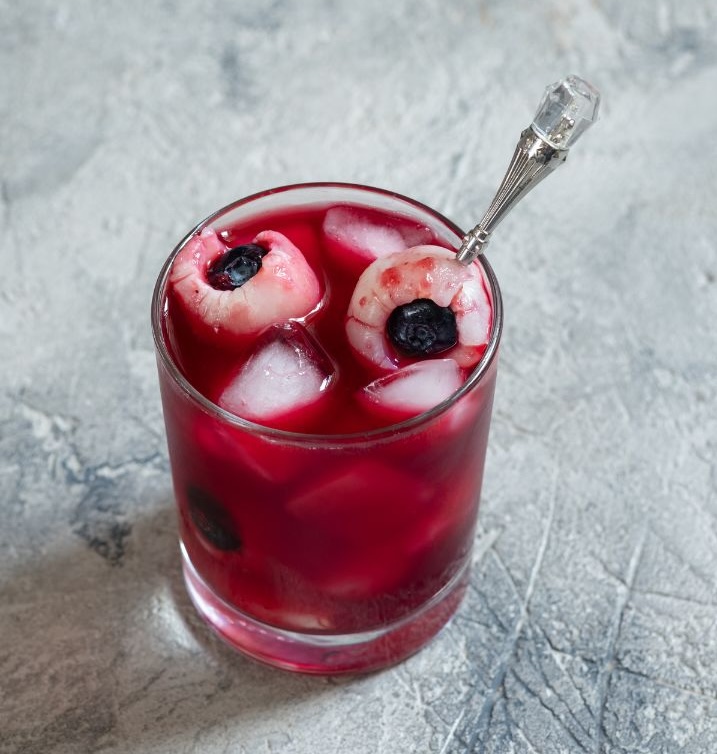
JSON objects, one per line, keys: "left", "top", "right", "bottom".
{"left": 151, "top": 181, "right": 503, "bottom": 445}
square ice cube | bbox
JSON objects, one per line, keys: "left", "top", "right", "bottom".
{"left": 322, "top": 205, "right": 434, "bottom": 270}
{"left": 219, "top": 323, "right": 335, "bottom": 424}
{"left": 359, "top": 359, "right": 464, "bottom": 419}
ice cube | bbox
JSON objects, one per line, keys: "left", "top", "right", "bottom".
{"left": 286, "top": 459, "right": 435, "bottom": 597}
{"left": 322, "top": 205, "right": 434, "bottom": 271}
{"left": 311, "top": 540, "right": 412, "bottom": 599}
{"left": 287, "top": 460, "right": 432, "bottom": 535}
{"left": 193, "top": 417, "right": 308, "bottom": 484}
{"left": 358, "top": 359, "right": 464, "bottom": 419}
{"left": 218, "top": 323, "right": 335, "bottom": 425}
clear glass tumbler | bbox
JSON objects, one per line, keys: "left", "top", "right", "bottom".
{"left": 151, "top": 183, "right": 502, "bottom": 673}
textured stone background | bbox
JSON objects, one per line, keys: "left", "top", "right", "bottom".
{"left": 1, "top": 1, "right": 716, "bottom": 752}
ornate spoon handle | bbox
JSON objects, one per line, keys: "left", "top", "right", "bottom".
{"left": 456, "top": 75, "right": 601, "bottom": 265}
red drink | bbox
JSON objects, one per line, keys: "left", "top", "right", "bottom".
{"left": 152, "top": 184, "right": 502, "bottom": 673}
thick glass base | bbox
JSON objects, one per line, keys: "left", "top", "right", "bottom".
{"left": 181, "top": 543, "right": 470, "bottom": 675}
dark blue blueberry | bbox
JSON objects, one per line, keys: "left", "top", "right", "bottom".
{"left": 386, "top": 298, "right": 458, "bottom": 356}
{"left": 207, "top": 244, "right": 267, "bottom": 290}
{"left": 186, "top": 486, "right": 241, "bottom": 551}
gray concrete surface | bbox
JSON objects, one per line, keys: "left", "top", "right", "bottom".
{"left": 2, "top": 1, "right": 717, "bottom": 752}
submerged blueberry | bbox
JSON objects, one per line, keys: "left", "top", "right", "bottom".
{"left": 386, "top": 298, "right": 458, "bottom": 357}
{"left": 207, "top": 244, "right": 267, "bottom": 290}
{"left": 186, "top": 486, "right": 241, "bottom": 551}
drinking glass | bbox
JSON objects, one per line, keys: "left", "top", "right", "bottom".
{"left": 151, "top": 183, "right": 503, "bottom": 673}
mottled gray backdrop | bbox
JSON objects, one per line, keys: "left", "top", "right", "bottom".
{"left": 1, "top": 1, "right": 716, "bottom": 752}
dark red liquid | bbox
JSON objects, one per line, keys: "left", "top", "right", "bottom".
{"left": 156, "top": 197, "right": 498, "bottom": 671}
{"left": 165, "top": 204, "right": 485, "bottom": 433}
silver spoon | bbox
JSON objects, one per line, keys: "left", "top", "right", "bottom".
{"left": 456, "top": 75, "right": 601, "bottom": 265}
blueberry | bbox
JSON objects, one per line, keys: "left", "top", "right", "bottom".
{"left": 186, "top": 486, "right": 241, "bottom": 551}
{"left": 207, "top": 244, "right": 267, "bottom": 290}
{"left": 386, "top": 298, "right": 458, "bottom": 356}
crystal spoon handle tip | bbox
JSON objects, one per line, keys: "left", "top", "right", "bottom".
{"left": 456, "top": 75, "right": 601, "bottom": 265}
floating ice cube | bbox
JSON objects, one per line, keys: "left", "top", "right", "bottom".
{"left": 218, "top": 323, "right": 335, "bottom": 425}
{"left": 359, "top": 359, "right": 464, "bottom": 419}
{"left": 322, "top": 205, "right": 434, "bottom": 270}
